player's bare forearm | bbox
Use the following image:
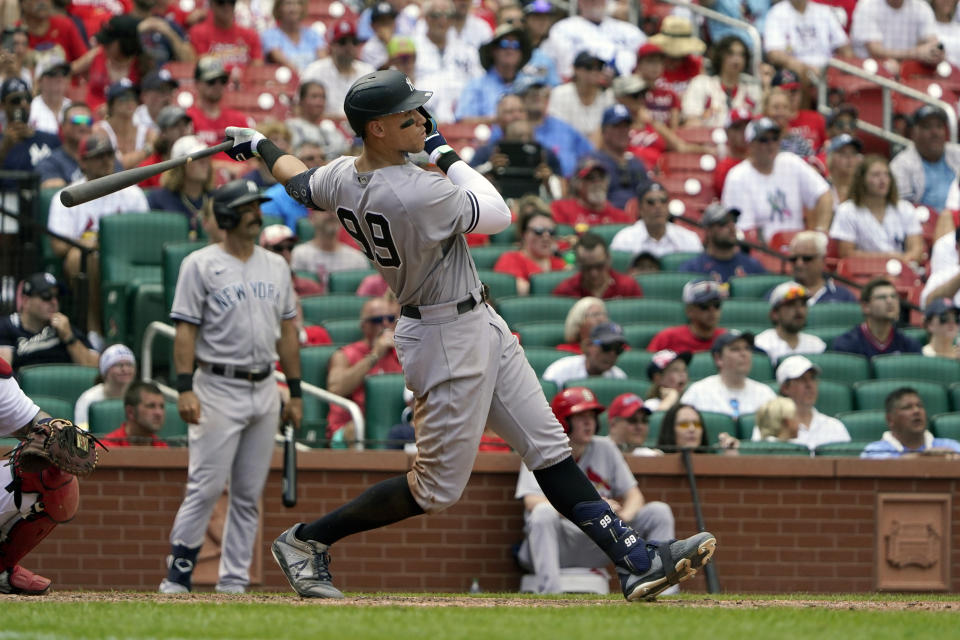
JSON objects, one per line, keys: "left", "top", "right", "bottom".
{"left": 277, "top": 318, "right": 301, "bottom": 381}
{"left": 173, "top": 321, "right": 198, "bottom": 375}
{"left": 618, "top": 487, "right": 643, "bottom": 522}
{"left": 9, "top": 409, "right": 51, "bottom": 439}
{"left": 271, "top": 154, "right": 309, "bottom": 186}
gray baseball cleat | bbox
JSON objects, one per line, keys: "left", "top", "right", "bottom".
{"left": 271, "top": 524, "right": 345, "bottom": 599}
{"left": 158, "top": 579, "right": 189, "bottom": 594}
{"left": 619, "top": 532, "right": 717, "bottom": 602}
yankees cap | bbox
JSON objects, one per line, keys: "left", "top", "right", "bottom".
{"left": 78, "top": 133, "right": 115, "bottom": 159}
{"left": 701, "top": 202, "right": 740, "bottom": 226}
{"left": 1, "top": 77, "right": 30, "bottom": 101}
{"left": 744, "top": 117, "right": 781, "bottom": 143}
{"left": 141, "top": 68, "right": 179, "bottom": 92}
{"left": 22, "top": 272, "right": 62, "bottom": 297}
{"left": 156, "top": 105, "right": 192, "bottom": 130}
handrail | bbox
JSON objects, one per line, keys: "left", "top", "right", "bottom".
{"left": 141, "top": 321, "right": 366, "bottom": 450}
{"left": 818, "top": 58, "right": 958, "bottom": 143}
{"left": 659, "top": 0, "right": 763, "bottom": 79}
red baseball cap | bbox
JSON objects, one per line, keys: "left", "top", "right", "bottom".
{"left": 608, "top": 393, "right": 650, "bottom": 419}
{"left": 331, "top": 19, "right": 358, "bottom": 42}
{"left": 636, "top": 43, "right": 664, "bottom": 59}
{"left": 725, "top": 107, "right": 753, "bottom": 129}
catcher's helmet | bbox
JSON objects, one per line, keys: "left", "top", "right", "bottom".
{"left": 212, "top": 179, "right": 270, "bottom": 230}
{"left": 551, "top": 387, "right": 605, "bottom": 434}
{"left": 343, "top": 69, "right": 433, "bottom": 137}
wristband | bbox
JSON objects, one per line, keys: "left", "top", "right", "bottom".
{"left": 434, "top": 148, "right": 462, "bottom": 174}
{"left": 175, "top": 373, "right": 193, "bottom": 393}
{"left": 64, "top": 335, "right": 78, "bottom": 346}
{"left": 256, "top": 138, "right": 286, "bottom": 171}
{"left": 287, "top": 378, "right": 302, "bottom": 398}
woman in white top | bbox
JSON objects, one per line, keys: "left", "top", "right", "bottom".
{"left": 682, "top": 35, "right": 762, "bottom": 128}
{"left": 74, "top": 344, "right": 137, "bottom": 430}
{"left": 829, "top": 155, "right": 924, "bottom": 264}
{"left": 932, "top": 0, "right": 960, "bottom": 68}
{"left": 93, "top": 80, "right": 156, "bottom": 170}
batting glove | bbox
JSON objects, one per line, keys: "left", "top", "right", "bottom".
{"left": 424, "top": 130, "right": 453, "bottom": 165}
{"left": 418, "top": 106, "right": 438, "bottom": 136}
{"left": 225, "top": 126, "right": 266, "bottom": 161}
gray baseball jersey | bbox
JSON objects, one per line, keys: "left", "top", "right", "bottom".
{"left": 306, "top": 156, "right": 482, "bottom": 306}
{"left": 170, "top": 244, "right": 297, "bottom": 365}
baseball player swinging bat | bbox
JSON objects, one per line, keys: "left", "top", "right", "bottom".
{"left": 58, "top": 140, "right": 234, "bottom": 207}
{"left": 282, "top": 423, "right": 297, "bottom": 508}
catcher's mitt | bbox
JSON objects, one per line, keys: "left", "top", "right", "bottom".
{"left": 6, "top": 418, "right": 106, "bottom": 477}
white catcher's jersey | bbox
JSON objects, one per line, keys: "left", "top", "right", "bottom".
{"left": 306, "top": 156, "right": 482, "bottom": 307}
{"left": 0, "top": 373, "right": 39, "bottom": 437}
{"left": 170, "top": 244, "right": 297, "bottom": 367}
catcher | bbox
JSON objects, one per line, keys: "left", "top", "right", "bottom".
{"left": 0, "top": 356, "right": 102, "bottom": 594}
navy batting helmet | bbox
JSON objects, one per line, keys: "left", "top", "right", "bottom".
{"left": 212, "top": 179, "right": 270, "bottom": 230}
{"left": 343, "top": 70, "right": 433, "bottom": 137}
{"left": 551, "top": 387, "right": 605, "bottom": 434}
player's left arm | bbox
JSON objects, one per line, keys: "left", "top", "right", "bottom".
{"left": 277, "top": 317, "right": 303, "bottom": 430}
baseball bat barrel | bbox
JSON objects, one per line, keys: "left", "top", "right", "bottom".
{"left": 681, "top": 448, "right": 721, "bottom": 594}
{"left": 59, "top": 140, "right": 234, "bottom": 207}
{"left": 282, "top": 423, "right": 297, "bottom": 508}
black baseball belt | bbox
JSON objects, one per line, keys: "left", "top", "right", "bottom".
{"left": 401, "top": 296, "right": 477, "bottom": 319}
{"left": 205, "top": 363, "right": 273, "bottom": 381}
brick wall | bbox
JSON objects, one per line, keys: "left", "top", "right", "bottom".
{"left": 23, "top": 449, "right": 960, "bottom": 593}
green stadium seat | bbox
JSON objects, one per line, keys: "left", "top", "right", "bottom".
{"left": 477, "top": 270, "right": 518, "bottom": 299}
{"left": 872, "top": 354, "right": 960, "bottom": 384}
{"left": 622, "top": 324, "right": 660, "bottom": 351}
{"left": 589, "top": 224, "right": 628, "bottom": 246}
{"left": 737, "top": 440, "right": 811, "bottom": 456}
{"left": 646, "top": 411, "right": 663, "bottom": 446}
{"left": 296, "top": 217, "right": 314, "bottom": 242}
{"left": 750, "top": 354, "right": 775, "bottom": 382}
{"left": 617, "top": 350, "right": 655, "bottom": 378}
{"left": 853, "top": 379, "right": 949, "bottom": 416}
{"left": 798, "top": 352, "right": 871, "bottom": 383}
{"left": 301, "top": 295, "right": 370, "bottom": 324}
{"left": 815, "top": 380, "right": 854, "bottom": 416}
{"left": 88, "top": 398, "right": 188, "bottom": 444}
{"left": 606, "top": 298, "right": 685, "bottom": 326}
{"left": 633, "top": 272, "right": 699, "bottom": 299}
{"left": 702, "top": 411, "right": 738, "bottom": 446}
{"left": 30, "top": 395, "right": 75, "bottom": 421}
{"left": 130, "top": 282, "right": 167, "bottom": 370}
{"left": 814, "top": 441, "right": 869, "bottom": 457}
{"left": 328, "top": 269, "right": 374, "bottom": 293}
{"left": 835, "top": 410, "right": 887, "bottom": 442}
{"left": 470, "top": 245, "right": 508, "bottom": 269}
{"left": 540, "top": 379, "right": 558, "bottom": 401}
{"left": 162, "top": 241, "right": 205, "bottom": 311}
{"left": 489, "top": 225, "right": 518, "bottom": 246}
{"left": 932, "top": 412, "right": 960, "bottom": 440}
{"left": 660, "top": 252, "right": 699, "bottom": 271}
{"left": 563, "top": 377, "right": 649, "bottom": 408}
{"left": 523, "top": 347, "right": 566, "bottom": 377}
{"left": 805, "top": 325, "right": 849, "bottom": 346}
{"left": 36, "top": 187, "right": 63, "bottom": 277}
{"left": 299, "top": 345, "right": 340, "bottom": 443}
{"left": 719, "top": 300, "right": 770, "bottom": 326}
{"left": 295, "top": 270, "right": 320, "bottom": 284}
{"left": 728, "top": 274, "right": 791, "bottom": 299}
{"left": 363, "top": 373, "right": 407, "bottom": 449}
{"left": 806, "top": 302, "right": 862, "bottom": 329}
{"left": 529, "top": 270, "right": 572, "bottom": 295}
{"left": 611, "top": 250, "right": 633, "bottom": 273}
{"left": 259, "top": 214, "right": 284, "bottom": 232}
{"left": 498, "top": 296, "right": 576, "bottom": 328}
{"left": 322, "top": 318, "right": 362, "bottom": 344}
{"left": 516, "top": 322, "right": 565, "bottom": 347}
{"left": 902, "top": 327, "right": 927, "bottom": 345}
{"left": 687, "top": 352, "right": 717, "bottom": 381}
{"left": 951, "top": 382, "right": 960, "bottom": 413}
{"left": 738, "top": 412, "right": 755, "bottom": 438}
{"left": 18, "top": 364, "right": 99, "bottom": 407}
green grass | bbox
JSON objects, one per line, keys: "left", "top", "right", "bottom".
{"left": 3, "top": 593, "right": 959, "bottom": 640}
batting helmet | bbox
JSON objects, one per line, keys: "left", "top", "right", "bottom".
{"left": 551, "top": 387, "right": 605, "bottom": 434}
{"left": 211, "top": 179, "right": 270, "bottom": 230}
{"left": 343, "top": 69, "right": 433, "bottom": 137}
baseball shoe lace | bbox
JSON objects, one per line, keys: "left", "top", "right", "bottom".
{"left": 271, "top": 524, "right": 345, "bottom": 599}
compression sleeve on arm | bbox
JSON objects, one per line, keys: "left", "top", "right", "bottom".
{"left": 445, "top": 160, "right": 512, "bottom": 234}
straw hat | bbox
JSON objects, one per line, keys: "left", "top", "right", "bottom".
{"left": 648, "top": 16, "right": 706, "bottom": 58}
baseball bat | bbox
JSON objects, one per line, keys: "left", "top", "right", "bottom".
{"left": 59, "top": 140, "right": 234, "bottom": 207}
{"left": 282, "top": 423, "right": 297, "bottom": 508}
{"left": 681, "top": 448, "right": 720, "bottom": 594}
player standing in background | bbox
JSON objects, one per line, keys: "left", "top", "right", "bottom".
{"left": 159, "top": 180, "right": 303, "bottom": 595}
{"left": 223, "top": 69, "right": 716, "bottom": 602}
{"left": 0, "top": 357, "right": 79, "bottom": 595}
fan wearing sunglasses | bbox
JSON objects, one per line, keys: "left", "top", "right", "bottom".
{"left": 753, "top": 281, "right": 826, "bottom": 365}
{"left": 648, "top": 279, "right": 728, "bottom": 354}
{"left": 325, "top": 296, "right": 403, "bottom": 445}
{"left": 678, "top": 202, "right": 767, "bottom": 283}
{"left": 786, "top": 230, "right": 857, "bottom": 304}
{"left": 552, "top": 232, "right": 643, "bottom": 300}
{"left": 493, "top": 203, "right": 568, "bottom": 296}
{"left": 542, "top": 322, "right": 629, "bottom": 390}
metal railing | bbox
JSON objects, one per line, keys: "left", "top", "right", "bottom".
{"left": 660, "top": 0, "right": 763, "bottom": 79}
{"left": 816, "top": 58, "right": 959, "bottom": 145}
{"left": 141, "top": 321, "right": 367, "bottom": 450}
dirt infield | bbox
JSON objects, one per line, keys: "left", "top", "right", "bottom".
{"left": 5, "top": 592, "right": 959, "bottom": 611}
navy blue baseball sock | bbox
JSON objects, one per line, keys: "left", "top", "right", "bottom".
{"left": 534, "top": 456, "right": 651, "bottom": 574}
{"left": 298, "top": 475, "right": 425, "bottom": 545}
{"left": 166, "top": 544, "right": 200, "bottom": 589}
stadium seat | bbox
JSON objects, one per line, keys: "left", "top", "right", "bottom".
{"left": 687, "top": 352, "right": 717, "bottom": 381}
{"left": 363, "top": 373, "right": 407, "bottom": 449}
{"left": 469, "top": 245, "right": 508, "bottom": 270}
{"left": 540, "top": 379, "right": 558, "bottom": 401}
{"left": 805, "top": 325, "right": 849, "bottom": 346}
{"left": 322, "top": 318, "right": 362, "bottom": 344}
{"left": 814, "top": 441, "right": 869, "bottom": 457}
{"left": 295, "top": 270, "right": 320, "bottom": 284}
{"left": 529, "top": 270, "right": 572, "bottom": 295}
{"left": 815, "top": 380, "right": 854, "bottom": 417}
{"left": 299, "top": 345, "right": 340, "bottom": 444}
{"left": 836, "top": 257, "right": 921, "bottom": 287}
{"left": 622, "top": 323, "right": 661, "bottom": 350}
{"left": 606, "top": 298, "right": 685, "bottom": 326}
{"left": 902, "top": 327, "right": 927, "bottom": 345}
{"left": 296, "top": 217, "right": 314, "bottom": 242}
{"left": 498, "top": 296, "right": 576, "bottom": 328}
{"left": 478, "top": 270, "right": 518, "bottom": 299}
{"left": 799, "top": 352, "right": 871, "bottom": 382}
{"left": 660, "top": 252, "right": 700, "bottom": 271}
{"left": 88, "top": 398, "right": 188, "bottom": 444}
{"left": 588, "top": 224, "right": 628, "bottom": 246}
{"left": 806, "top": 303, "right": 863, "bottom": 328}
{"left": 611, "top": 250, "right": 633, "bottom": 273}
{"left": 767, "top": 230, "right": 801, "bottom": 256}
{"left": 162, "top": 241, "right": 205, "bottom": 311}
{"left": 616, "top": 349, "right": 655, "bottom": 379}
{"left": 523, "top": 347, "right": 567, "bottom": 377}
{"left": 563, "top": 377, "right": 649, "bottom": 408}
{"left": 701, "top": 411, "right": 738, "bottom": 445}
{"left": 719, "top": 299, "right": 772, "bottom": 326}
{"left": 488, "top": 225, "right": 517, "bottom": 246}
{"left": 853, "top": 380, "right": 950, "bottom": 416}
{"left": 36, "top": 187, "right": 63, "bottom": 277}
{"left": 517, "top": 322, "right": 566, "bottom": 347}
{"left": 872, "top": 354, "right": 960, "bottom": 384}
{"left": 301, "top": 295, "right": 370, "bottom": 324}
{"left": 932, "top": 412, "right": 960, "bottom": 440}
{"left": 30, "top": 395, "right": 74, "bottom": 422}
{"left": 749, "top": 355, "right": 775, "bottom": 382}
{"left": 238, "top": 64, "right": 299, "bottom": 93}
{"left": 950, "top": 382, "right": 960, "bottom": 414}
{"left": 728, "top": 274, "right": 791, "bottom": 299}
{"left": 737, "top": 440, "right": 810, "bottom": 456}
{"left": 633, "top": 272, "right": 699, "bottom": 299}
{"left": 18, "top": 364, "right": 99, "bottom": 407}
{"left": 835, "top": 409, "right": 887, "bottom": 442}
{"left": 328, "top": 269, "right": 374, "bottom": 293}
